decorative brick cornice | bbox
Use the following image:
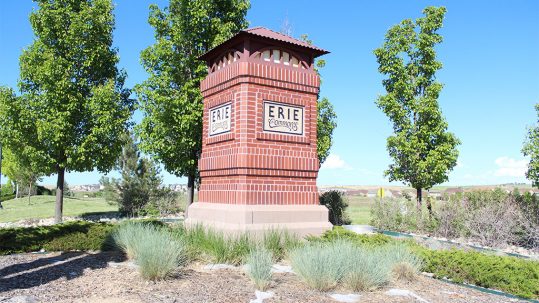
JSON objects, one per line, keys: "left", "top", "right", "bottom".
{"left": 201, "top": 61, "right": 320, "bottom": 98}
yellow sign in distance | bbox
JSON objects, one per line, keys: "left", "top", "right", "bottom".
{"left": 377, "top": 187, "right": 385, "bottom": 198}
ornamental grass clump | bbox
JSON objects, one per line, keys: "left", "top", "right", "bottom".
{"left": 289, "top": 240, "right": 353, "bottom": 291}
{"left": 344, "top": 246, "right": 392, "bottom": 291}
{"left": 262, "top": 228, "right": 301, "bottom": 261}
{"left": 113, "top": 222, "right": 187, "bottom": 280}
{"left": 112, "top": 221, "right": 148, "bottom": 259}
{"left": 383, "top": 243, "right": 423, "bottom": 281}
{"left": 246, "top": 247, "right": 273, "bottom": 290}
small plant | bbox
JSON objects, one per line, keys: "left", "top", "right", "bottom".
{"left": 344, "top": 247, "right": 392, "bottom": 291}
{"left": 262, "top": 228, "right": 301, "bottom": 261}
{"left": 112, "top": 222, "right": 187, "bottom": 280}
{"left": 135, "top": 230, "right": 187, "bottom": 280}
{"left": 246, "top": 247, "right": 273, "bottom": 291}
{"left": 383, "top": 243, "right": 423, "bottom": 281}
{"left": 289, "top": 240, "right": 352, "bottom": 291}
{"left": 112, "top": 221, "right": 147, "bottom": 259}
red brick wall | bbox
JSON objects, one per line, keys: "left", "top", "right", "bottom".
{"left": 198, "top": 60, "right": 320, "bottom": 205}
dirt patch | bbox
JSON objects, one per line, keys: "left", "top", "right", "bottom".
{"left": 0, "top": 252, "right": 528, "bottom": 303}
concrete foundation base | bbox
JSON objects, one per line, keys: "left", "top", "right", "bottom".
{"left": 185, "top": 202, "right": 332, "bottom": 237}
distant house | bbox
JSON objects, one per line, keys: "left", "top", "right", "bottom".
{"left": 390, "top": 190, "right": 402, "bottom": 198}
{"left": 445, "top": 187, "right": 464, "bottom": 195}
{"left": 367, "top": 190, "right": 378, "bottom": 198}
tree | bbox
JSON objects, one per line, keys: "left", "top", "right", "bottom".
{"left": 374, "top": 6, "right": 460, "bottom": 208}
{"left": 523, "top": 104, "right": 539, "bottom": 188}
{"left": 0, "top": 0, "right": 134, "bottom": 223}
{"left": 135, "top": 0, "right": 249, "bottom": 213}
{"left": 299, "top": 35, "right": 338, "bottom": 166}
{"left": 1, "top": 148, "right": 42, "bottom": 205}
{"left": 99, "top": 133, "right": 178, "bottom": 216}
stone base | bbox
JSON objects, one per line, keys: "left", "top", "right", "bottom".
{"left": 185, "top": 202, "right": 332, "bottom": 237}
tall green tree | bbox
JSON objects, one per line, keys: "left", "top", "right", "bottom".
{"left": 299, "top": 34, "right": 337, "bottom": 166}
{"left": 1, "top": 147, "right": 42, "bottom": 204}
{"left": 135, "top": 0, "right": 249, "bottom": 212}
{"left": 523, "top": 104, "right": 539, "bottom": 188}
{"left": 374, "top": 6, "right": 460, "bottom": 207}
{"left": 0, "top": 0, "right": 134, "bottom": 223}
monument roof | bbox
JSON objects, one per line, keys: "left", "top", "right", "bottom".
{"left": 199, "top": 26, "right": 329, "bottom": 62}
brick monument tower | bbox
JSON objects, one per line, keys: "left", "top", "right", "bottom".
{"left": 186, "top": 27, "right": 332, "bottom": 236}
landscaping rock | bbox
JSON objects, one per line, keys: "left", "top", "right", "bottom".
{"left": 329, "top": 293, "right": 361, "bottom": 302}
{"left": 0, "top": 296, "right": 37, "bottom": 303}
{"left": 202, "top": 263, "right": 236, "bottom": 270}
{"left": 271, "top": 264, "right": 294, "bottom": 274}
{"left": 249, "top": 290, "right": 274, "bottom": 303}
{"left": 385, "top": 289, "right": 429, "bottom": 303}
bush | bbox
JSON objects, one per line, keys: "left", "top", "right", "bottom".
{"left": 370, "top": 197, "right": 428, "bottom": 232}
{"left": 320, "top": 190, "right": 351, "bottom": 225}
{"left": 0, "top": 221, "right": 115, "bottom": 255}
{"left": 421, "top": 249, "right": 539, "bottom": 299}
{"left": 1, "top": 181, "right": 14, "bottom": 196}
{"left": 371, "top": 189, "right": 539, "bottom": 251}
{"left": 311, "top": 226, "right": 394, "bottom": 246}
{"left": 246, "top": 247, "right": 273, "bottom": 290}
{"left": 289, "top": 240, "right": 352, "bottom": 291}
{"left": 0, "top": 194, "right": 16, "bottom": 202}
{"left": 36, "top": 185, "right": 53, "bottom": 196}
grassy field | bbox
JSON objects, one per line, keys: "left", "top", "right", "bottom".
{"left": 0, "top": 195, "right": 118, "bottom": 223}
{"left": 345, "top": 195, "right": 374, "bottom": 225}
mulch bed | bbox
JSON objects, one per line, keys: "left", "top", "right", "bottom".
{"left": 0, "top": 252, "right": 528, "bottom": 303}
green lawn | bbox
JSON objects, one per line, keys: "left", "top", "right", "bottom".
{"left": 0, "top": 195, "right": 118, "bottom": 223}
{"left": 346, "top": 195, "right": 374, "bottom": 225}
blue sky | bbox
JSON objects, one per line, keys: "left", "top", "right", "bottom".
{"left": 1, "top": 0, "right": 538, "bottom": 186}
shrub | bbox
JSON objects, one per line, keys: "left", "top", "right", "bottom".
{"left": 289, "top": 240, "right": 352, "bottom": 291}
{"left": 246, "top": 247, "right": 273, "bottom": 290}
{"left": 421, "top": 249, "right": 539, "bottom": 299}
{"left": 370, "top": 197, "right": 427, "bottom": 232}
{"left": 0, "top": 194, "right": 16, "bottom": 202}
{"left": 44, "top": 223, "right": 116, "bottom": 252}
{"left": 311, "top": 226, "right": 394, "bottom": 246}
{"left": 0, "top": 221, "right": 115, "bottom": 255}
{"left": 320, "top": 190, "right": 351, "bottom": 225}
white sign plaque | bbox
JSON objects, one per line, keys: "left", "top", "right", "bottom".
{"left": 263, "top": 101, "right": 304, "bottom": 135}
{"left": 209, "top": 103, "right": 231, "bottom": 136}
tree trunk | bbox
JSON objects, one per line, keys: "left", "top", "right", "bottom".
{"left": 185, "top": 174, "right": 195, "bottom": 218}
{"left": 416, "top": 187, "right": 422, "bottom": 209}
{"left": 15, "top": 183, "right": 19, "bottom": 199}
{"left": 28, "top": 182, "right": 32, "bottom": 205}
{"left": 55, "top": 167, "right": 65, "bottom": 224}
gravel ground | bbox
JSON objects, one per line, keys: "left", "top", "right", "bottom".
{"left": 0, "top": 252, "right": 528, "bottom": 303}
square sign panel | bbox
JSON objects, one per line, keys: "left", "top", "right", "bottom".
{"left": 209, "top": 102, "right": 232, "bottom": 136}
{"left": 263, "top": 101, "right": 304, "bottom": 135}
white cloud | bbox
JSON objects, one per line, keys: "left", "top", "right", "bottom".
{"left": 494, "top": 157, "right": 528, "bottom": 177}
{"left": 321, "top": 154, "right": 350, "bottom": 170}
